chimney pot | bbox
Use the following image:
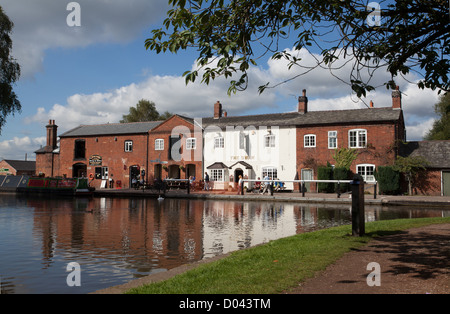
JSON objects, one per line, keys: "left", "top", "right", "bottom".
{"left": 214, "top": 101, "right": 222, "bottom": 119}
{"left": 370, "top": 100, "right": 374, "bottom": 108}
{"left": 298, "top": 89, "right": 308, "bottom": 114}
{"left": 46, "top": 119, "right": 58, "bottom": 149}
{"left": 392, "top": 86, "right": 402, "bottom": 109}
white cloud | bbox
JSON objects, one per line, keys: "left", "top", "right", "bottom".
{"left": 24, "top": 68, "right": 278, "bottom": 134}
{"left": 0, "top": 136, "right": 46, "bottom": 161}
{"left": 2, "top": 0, "right": 169, "bottom": 78}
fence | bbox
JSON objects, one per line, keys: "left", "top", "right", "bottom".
{"left": 241, "top": 179, "right": 378, "bottom": 199}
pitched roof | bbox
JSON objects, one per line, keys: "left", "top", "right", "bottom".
{"left": 399, "top": 140, "right": 450, "bottom": 169}
{"left": 206, "top": 162, "right": 229, "bottom": 169}
{"left": 202, "top": 107, "right": 402, "bottom": 128}
{"left": 2, "top": 160, "right": 36, "bottom": 171}
{"left": 59, "top": 121, "right": 163, "bottom": 138}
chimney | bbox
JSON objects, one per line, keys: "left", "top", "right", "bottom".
{"left": 298, "top": 89, "right": 308, "bottom": 114}
{"left": 369, "top": 100, "right": 374, "bottom": 108}
{"left": 46, "top": 119, "right": 58, "bottom": 149}
{"left": 214, "top": 101, "right": 222, "bottom": 119}
{"left": 223, "top": 110, "right": 227, "bottom": 117}
{"left": 392, "top": 86, "right": 402, "bottom": 109}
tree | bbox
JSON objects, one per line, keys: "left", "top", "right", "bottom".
{"left": 0, "top": 6, "right": 21, "bottom": 134}
{"left": 146, "top": 0, "right": 449, "bottom": 96}
{"left": 424, "top": 93, "right": 450, "bottom": 140}
{"left": 120, "top": 99, "right": 172, "bottom": 123}
{"left": 332, "top": 148, "right": 358, "bottom": 169}
{"left": 393, "top": 155, "right": 429, "bottom": 195}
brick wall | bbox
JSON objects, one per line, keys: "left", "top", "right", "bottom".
{"left": 148, "top": 115, "right": 203, "bottom": 182}
{"left": 296, "top": 121, "right": 403, "bottom": 180}
{"left": 58, "top": 133, "right": 148, "bottom": 189}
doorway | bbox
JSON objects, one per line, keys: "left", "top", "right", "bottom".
{"left": 72, "top": 163, "right": 87, "bottom": 178}
{"left": 129, "top": 165, "right": 140, "bottom": 187}
{"left": 234, "top": 168, "right": 244, "bottom": 183}
{"left": 443, "top": 171, "right": 450, "bottom": 196}
{"left": 301, "top": 168, "right": 313, "bottom": 192}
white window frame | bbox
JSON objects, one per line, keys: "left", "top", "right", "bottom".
{"left": 214, "top": 136, "right": 224, "bottom": 149}
{"left": 264, "top": 134, "right": 275, "bottom": 148}
{"left": 155, "top": 139, "right": 164, "bottom": 150}
{"left": 186, "top": 138, "right": 196, "bottom": 150}
{"left": 124, "top": 140, "right": 133, "bottom": 152}
{"left": 328, "top": 131, "right": 337, "bottom": 149}
{"left": 304, "top": 134, "right": 316, "bottom": 148}
{"left": 357, "top": 164, "right": 375, "bottom": 182}
{"left": 262, "top": 167, "right": 278, "bottom": 180}
{"left": 349, "top": 129, "right": 367, "bottom": 148}
{"left": 210, "top": 169, "right": 224, "bottom": 182}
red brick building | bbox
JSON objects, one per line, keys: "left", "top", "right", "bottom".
{"left": 35, "top": 116, "right": 203, "bottom": 189}
{"left": 147, "top": 115, "right": 203, "bottom": 181}
{"left": 295, "top": 88, "right": 406, "bottom": 184}
{"left": 36, "top": 120, "right": 163, "bottom": 189}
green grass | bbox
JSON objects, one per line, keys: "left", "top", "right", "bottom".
{"left": 127, "top": 217, "right": 450, "bottom": 294}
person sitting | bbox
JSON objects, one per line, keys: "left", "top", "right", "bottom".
{"left": 274, "top": 179, "right": 280, "bottom": 191}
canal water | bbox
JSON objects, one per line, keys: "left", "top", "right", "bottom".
{"left": 0, "top": 193, "right": 448, "bottom": 294}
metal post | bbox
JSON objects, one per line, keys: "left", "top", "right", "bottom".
{"left": 337, "top": 181, "right": 341, "bottom": 198}
{"left": 270, "top": 181, "right": 273, "bottom": 196}
{"left": 241, "top": 180, "right": 244, "bottom": 195}
{"left": 351, "top": 174, "right": 365, "bottom": 236}
{"left": 302, "top": 182, "right": 305, "bottom": 197}
{"left": 374, "top": 182, "right": 377, "bottom": 199}
{"left": 187, "top": 180, "right": 190, "bottom": 194}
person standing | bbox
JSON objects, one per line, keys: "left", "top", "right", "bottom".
{"left": 261, "top": 175, "right": 270, "bottom": 194}
{"left": 237, "top": 175, "right": 243, "bottom": 195}
{"left": 203, "top": 172, "right": 210, "bottom": 191}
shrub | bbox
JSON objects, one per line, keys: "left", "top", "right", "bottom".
{"left": 317, "top": 166, "right": 334, "bottom": 193}
{"left": 375, "top": 166, "right": 400, "bottom": 195}
{"left": 333, "top": 167, "right": 351, "bottom": 192}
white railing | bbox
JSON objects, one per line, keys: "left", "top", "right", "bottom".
{"left": 241, "top": 178, "right": 378, "bottom": 199}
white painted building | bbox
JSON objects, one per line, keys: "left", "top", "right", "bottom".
{"left": 201, "top": 101, "right": 297, "bottom": 190}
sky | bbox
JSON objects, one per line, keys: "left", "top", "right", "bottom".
{"left": 0, "top": 0, "right": 441, "bottom": 161}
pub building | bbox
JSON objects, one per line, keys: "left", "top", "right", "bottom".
{"left": 35, "top": 115, "right": 203, "bottom": 190}
{"left": 35, "top": 88, "right": 450, "bottom": 195}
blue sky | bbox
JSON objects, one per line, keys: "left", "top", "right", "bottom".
{"left": 0, "top": 0, "right": 441, "bottom": 160}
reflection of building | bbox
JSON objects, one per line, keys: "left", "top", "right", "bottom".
{"left": 30, "top": 197, "right": 205, "bottom": 273}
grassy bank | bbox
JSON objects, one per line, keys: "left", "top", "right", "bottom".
{"left": 127, "top": 217, "right": 450, "bottom": 294}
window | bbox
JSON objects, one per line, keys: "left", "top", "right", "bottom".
{"left": 155, "top": 139, "right": 164, "bottom": 150}
{"left": 186, "top": 138, "right": 196, "bottom": 150}
{"left": 304, "top": 134, "right": 316, "bottom": 147}
{"left": 328, "top": 131, "right": 337, "bottom": 149}
{"left": 210, "top": 169, "right": 224, "bottom": 181}
{"left": 74, "top": 139, "right": 86, "bottom": 159}
{"left": 214, "top": 136, "right": 224, "bottom": 148}
{"left": 262, "top": 167, "right": 277, "bottom": 179}
{"left": 349, "top": 129, "right": 367, "bottom": 148}
{"left": 357, "top": 164, "right": 375, "bottom": 182}
{"left": 264, "top": 134, "right": 275, "bottom": 148}
{"left": 169, "top": 136, "right": 181, "bottom": 161}
{"left": 124, "top": 140, "right": 133, "bottom": 152}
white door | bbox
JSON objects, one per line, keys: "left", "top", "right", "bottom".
{"left": 301, "top": 169, "right": 313, "bottom": 191}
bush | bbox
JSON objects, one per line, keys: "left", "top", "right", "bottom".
{"left": 333, "top": 167, "right": 351, "bottom": 192}
{"left": 375, "top": 166, "right": 400, "bottom": 195}
{"left": 317, "top": 166, "right": 334, "bottom": 193}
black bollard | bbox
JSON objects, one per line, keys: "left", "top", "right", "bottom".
{"left": 351, "top": 174, "right": 365, "bottom": 236}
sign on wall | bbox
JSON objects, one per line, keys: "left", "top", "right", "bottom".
{"left": 89, "top": 155, "right": 102, "bottom": 166}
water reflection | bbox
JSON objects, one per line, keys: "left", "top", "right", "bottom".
{"left": 0, "top": 194, "right": 448, "bottom": 294}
